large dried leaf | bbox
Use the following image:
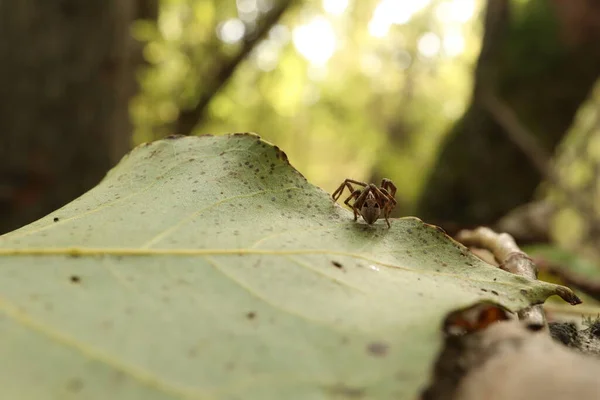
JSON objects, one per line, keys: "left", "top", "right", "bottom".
{"left": 0, "top": 133, "right": 573, "bottom": 399}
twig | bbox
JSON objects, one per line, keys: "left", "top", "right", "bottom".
{"left": 479, "top": 90, "right": 600, "bottom": 236}
{"left": 456, "top": 227, "right": 582, "bottom": 328}
{"left": 457, "top": 227, "right": 536, "bottom": 278}
{"left": 174, "top": 0, "right": 296, "bottom": 136}
{"left": 479, "top": 91, "right": 552, "bottom": 175}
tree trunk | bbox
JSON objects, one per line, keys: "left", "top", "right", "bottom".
{"left": 0, "top": 0, "right": 157, "bottom": 234}
{"left": 416, "top": 0, "right": 600, "bottom": 231}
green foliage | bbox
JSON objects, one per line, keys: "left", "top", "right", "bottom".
{"left": 525, "top": 244, "right": 600, "bottom": 308}
{"left": 550, "top": 82, "right": 600, "bottom": 258}
{"left": 0, "top": 134, "right": 574, "bottom": 399}
{"left": 527, "top": 245, "right": 599, "bottom": 279}
{"left": 131, "top": 0, "right": 484, "bottom": 210}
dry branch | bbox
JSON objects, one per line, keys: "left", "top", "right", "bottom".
{"left": 480, "top": 90, "right": 600, "bottom": 240}
{"left": 174, "top": 0, "right": 296, "bottom": 136}
{"left": 456, "top": 227, "right": 581, "bottom": 328}
{"left": 423, "top": 303, "right": 600, "bottom": 400}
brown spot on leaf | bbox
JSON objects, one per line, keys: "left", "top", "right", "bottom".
{"left": 66, "top": 378, "right": 83, "bottom": 393}
{"left": 274, "top": 146, "right": 289, "bottom": 163}
{"left": 70, "top": 275, "right": 81, "bottom": 284}
{"left": 331, "top": 261, "right": 343, "bottom": 269}
{"left": 165, "top": 134, "right": 184, "bottom": 139}
{"left": 367, "top": 341, "right": 389, "bottom": 357}
{"left": 246, "top": 312, "right": 256, "bottom": 320}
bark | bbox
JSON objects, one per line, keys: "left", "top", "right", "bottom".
{"left": 416, "top": 0, "right": 600, "bottom": 230}
{"left": 423, "top": 319, "right": 600, "bottom": 400}
{"left": 0, "top": 0, "right": 157, "bottom": 234}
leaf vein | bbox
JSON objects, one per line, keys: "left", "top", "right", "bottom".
{"left": 0, "top": 295, "right": 211, "bottom": 400}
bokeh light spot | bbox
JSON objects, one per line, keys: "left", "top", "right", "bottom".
{"left": 293, "top": 16, "right": 336, "bottom": 66}
{"left": 418, "top": 32, "right": 441, "bottom": 57}
{"left": 436, "top": 0, "right": 476, "bottom": 23}
{"left": 323, "top": 0, "right": 349, "bottom": 16}
{"left": 443, "top": 30, "right": 465, "bottom": 56}
{"left": 217, "top": 19, "right": 246, "bottom": 44}
{"left": 369, "top": 0, "right": 432, "bottom": 37}
{"left": 237, "top": 0, "right": 257, "bottom": 14}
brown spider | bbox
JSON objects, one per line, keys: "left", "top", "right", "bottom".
{"left": 332, "top": 178, "right": 397, "bottom": 228}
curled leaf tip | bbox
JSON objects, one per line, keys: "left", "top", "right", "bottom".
{"left": 556, "top": 286, "right": 582, "bottom": 305}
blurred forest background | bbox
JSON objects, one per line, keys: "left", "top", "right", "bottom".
{"left": 3, "top": 0, "right": 600, "bottom": 272}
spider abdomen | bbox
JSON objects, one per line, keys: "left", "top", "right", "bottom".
{"left": 360, "top": 193, "right": 381, "bottom": 224}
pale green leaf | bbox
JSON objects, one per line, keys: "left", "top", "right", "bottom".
{"left": 0, "top": 133, "right": 574, "bottom": 399}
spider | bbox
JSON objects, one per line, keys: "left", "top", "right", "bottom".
{"left": 332, "top": 178, "right": 397, "bottom": 228}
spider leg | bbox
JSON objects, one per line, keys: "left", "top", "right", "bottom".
{"left": 381, "top": 178, "right": 397, "bottom": 198}
{"left": 344, "top": 179, "right": 369, "bottom": 188}
{"left": 379, "top": 187, "right": 397, "bottom": 208}
{"left": 353, "top": 186, "right": 372, "bottom": 212}
{"left": 343, "top": 189, "right": 362, "bottom": 221}
{"left": 333, "top": 178, "right": 368, "bottom": 201}
{"left": 370, "top": 185, "right": 395, "bottom": 228}
{"left": 381, "top": 195, "right": 396, "bottom": 227}
{"left": 383, "top": 201, "right": 395, "bottom": 228}
{"left": 370, "top": 185, "right": 393, "bottom": 206}
{"left": 332, "top": 180, "right": 355, "bottom": 202}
